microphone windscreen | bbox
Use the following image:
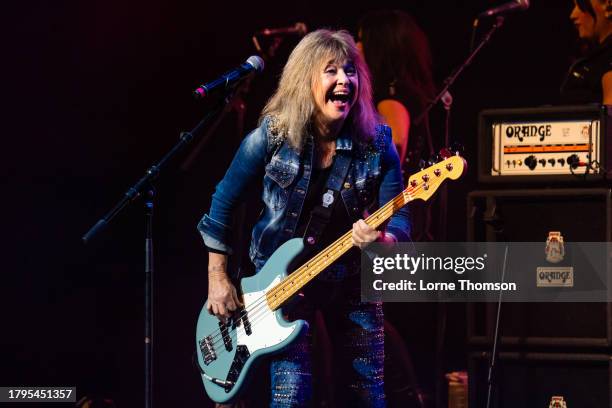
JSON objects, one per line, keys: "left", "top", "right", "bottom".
{"left": 246, "top": 55, "right": 265, "bottom": 73}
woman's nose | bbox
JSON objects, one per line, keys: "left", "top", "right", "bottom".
{"left": 337, "top": 70, "right": 349, "bottom": 84}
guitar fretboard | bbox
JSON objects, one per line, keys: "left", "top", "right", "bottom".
{"left": 264, "top": 155, "right": 463, "bottom": 311}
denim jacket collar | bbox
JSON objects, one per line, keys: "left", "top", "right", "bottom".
{"left": 302, "top": 127, "right": 353, "bottom": 153}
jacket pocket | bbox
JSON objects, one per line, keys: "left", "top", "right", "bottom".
{"left": 263, "top": 159, "right": 297, "bottom": 210}
{"left": 265, "top": 158, "right": 297, "bottom": 188}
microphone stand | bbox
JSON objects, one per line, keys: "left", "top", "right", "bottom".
{"left": 486, "top": 245, "right": 509, "bottom": 408}
{"left": 82, "top": 90, "right": 235, "bottom": 408}
{"left": 418, "top": 16, "right": 505, "bottom": 407}
{"left": 414, "top": 15, "right": 505, "bottom": 128}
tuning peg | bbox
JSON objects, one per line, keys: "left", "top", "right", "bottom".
{"left": 449, "top": 142, "right": 465, "bottom": 156}
{"left": 429, "top": 153, "right": 443, "bottom": 164}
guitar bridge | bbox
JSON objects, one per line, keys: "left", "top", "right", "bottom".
{"left": 199, "top": 335, "right": 217, "bottom": 365}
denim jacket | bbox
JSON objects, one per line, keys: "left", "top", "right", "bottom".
{"left": 198, "top": 117, "right": 411, "bottom": 272}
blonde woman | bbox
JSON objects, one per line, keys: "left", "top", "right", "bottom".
{"left": 199, "top": 29, "right": 410, "bottom": 406}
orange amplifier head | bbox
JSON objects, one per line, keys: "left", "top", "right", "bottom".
{"left": 478, "top": 105, "right": 612, "bottom": 183}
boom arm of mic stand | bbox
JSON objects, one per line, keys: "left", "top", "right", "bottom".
{"left": 82, "top": 99, "right": 227, "bottom": 244}
{"left": 414, "top": 16, "right": 505, "bottom": 126}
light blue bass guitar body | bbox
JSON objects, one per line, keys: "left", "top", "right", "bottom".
{"left": 195, "top": 238, "right": 308, "bottom": 404}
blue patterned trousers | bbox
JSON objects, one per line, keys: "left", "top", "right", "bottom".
{"left": 269, "top": 274, "right": 385, "bottom": 407}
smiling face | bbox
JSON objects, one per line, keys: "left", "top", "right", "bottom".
{"left": 571, "top": 0, "right": 612, "bottom": 42}
{"left": 312, "top": 59, "right": 359, "bottom": 131}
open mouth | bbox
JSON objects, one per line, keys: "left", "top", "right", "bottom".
{"left": 327, "top": 90, "right": 353, "bottom": 107}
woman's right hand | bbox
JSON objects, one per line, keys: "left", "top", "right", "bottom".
{"left": 207, "top": 253, "right": 243, "bottom": 322}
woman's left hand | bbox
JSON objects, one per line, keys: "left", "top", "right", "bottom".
{"left": 352, "top": 219, "right": 381, "bottom": 250}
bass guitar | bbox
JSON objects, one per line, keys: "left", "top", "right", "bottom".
{"left": 195, "top": 155, "right": 467, "bottom": 403}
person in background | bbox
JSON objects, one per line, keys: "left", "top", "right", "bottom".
{"left": 561, "top": 0, "right": 612, "bottom": 104}
{"left": 357, "top": 10, "right": 437, "bottom": 243}
{"left": 357, "top": 9, "right": 437, "bottom": 171}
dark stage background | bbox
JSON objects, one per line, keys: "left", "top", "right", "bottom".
{"left": 4, "top": 0, "right": 579, "bottom": 406}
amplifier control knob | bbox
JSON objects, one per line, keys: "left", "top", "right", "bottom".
{"left": 538, "top": 159, "right": 546, "bottom": 167}
{"left": 548, "top": 159, "right": 556, "bottom": 166}
{"left": 567, "top": 154, "right": 580, "bottom": 169}
{"left": 558, "top": 158, "right": 565, "bottom": 166}
{"left": 524, "top": 155, "right": 537, "bottom": 170}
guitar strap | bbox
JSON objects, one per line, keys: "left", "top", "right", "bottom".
{"left": 303, "top": 151, "right": 352, "bottom": 247}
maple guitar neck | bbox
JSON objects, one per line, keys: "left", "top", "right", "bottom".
{"left": 265, "top": 155, "right": 466, "bottom": 311}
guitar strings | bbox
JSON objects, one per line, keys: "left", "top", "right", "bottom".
{"left": 197, "top": 183, "right": 417, "bottom": 357}
{"left": 239, "top": 159, "right": 459, "bottom": 329}
{"left": 201, "top": 173, "right": 447, "bottom": 359}
{"left": 200, "top": 174, "right": 447, "bottom": 359}
{"left": 199, "top": 184, "right": 421, "bottom": 358}
{"left": 199, "top": 169, "right": 451, "bottom": 361}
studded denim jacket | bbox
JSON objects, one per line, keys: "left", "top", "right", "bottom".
{"left": 198, "top": 117, "right": 411, "bottom": 273}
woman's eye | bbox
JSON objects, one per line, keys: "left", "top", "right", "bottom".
{"left": 325, "top": 68, "right": 337, "bottom": 74}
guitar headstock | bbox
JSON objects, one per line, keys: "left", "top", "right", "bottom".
{"left": 405, "top": 154, "right": 467, "bottom": 202}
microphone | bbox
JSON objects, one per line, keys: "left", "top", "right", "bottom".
{"left": 478, "top": 0, "right": 530, "bottom": 18}
{"left": 257, "top": 22, "right": 308, "bottom": 37}
{"left": 193, "top": 55, "right": 264, "bottom": 99}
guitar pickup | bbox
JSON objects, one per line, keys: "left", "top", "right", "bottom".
{"left": 219, "top": 321, "right": 233, "bottom": 351}
{"left": 199, "top": 335, "right": 217, "bottom": 365}
{"left": 241, "top": 312, "right": 252, "bottom": 336}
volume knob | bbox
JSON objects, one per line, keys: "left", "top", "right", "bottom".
{"left": 524, "top": 155, "right": 537, "bottom": 170}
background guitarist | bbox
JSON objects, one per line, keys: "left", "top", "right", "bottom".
{"left": 198, "top": 29, "right": 411, "bottom": 407}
